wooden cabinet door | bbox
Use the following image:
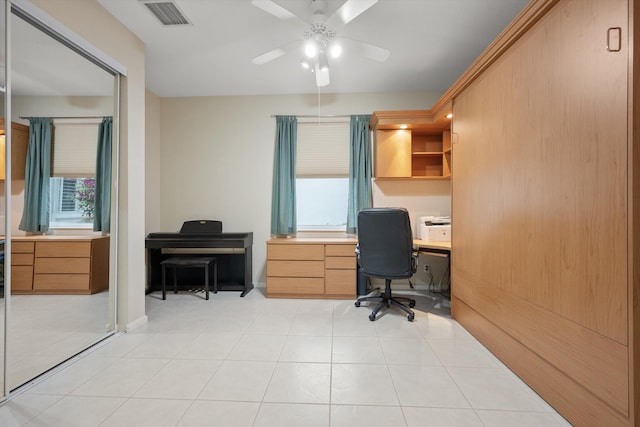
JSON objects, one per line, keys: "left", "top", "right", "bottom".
{"left": 451, "top": 0, "right": 628, "bottom": 424}
{"left": 374, "top": 130, "right": 411, "bottom": 178}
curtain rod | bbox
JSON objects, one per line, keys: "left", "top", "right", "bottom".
{"left": 19, "top": 115, "right": 112, "bottom": 120}
{"left": 270, "top": 114, "right": 357, "bottom": 118}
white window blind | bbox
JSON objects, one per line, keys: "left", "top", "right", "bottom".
{"left": 51, "top": 119, "right": 99, "bottom": 177}
{"left": 296, "top": 120, "right": 350, "bottom": 177}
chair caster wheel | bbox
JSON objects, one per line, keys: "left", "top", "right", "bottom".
{"left": 355, "top": 301, "right": 361, "bottom": 307}
{"left": 409, "top": 301, "right": 416, "bottom": 308}
{"left": 407, "top": 314, "right": 415, "bottom": 322}
{"left": 369, "top": 313, "right": 376, "bottom": 321}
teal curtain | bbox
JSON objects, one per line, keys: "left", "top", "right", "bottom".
{"left": 346, "top": 114, "right": 372, "bottom": 234}
{"left": 270, "top": 115, "right": 297, "bottom": 236}
{"left": 93, "top": 117, "right": 112, "bottom": 232}
{"left": 19, "top": 118, "right": 52, "bottom": 233}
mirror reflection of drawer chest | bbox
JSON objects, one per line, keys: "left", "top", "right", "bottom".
{"left": 266, "top": 238, "right": 357, "bottom": 299}
{"left": 11, "top": 235, "right": 110, "bottom": 294}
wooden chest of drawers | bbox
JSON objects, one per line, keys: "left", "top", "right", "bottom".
{"left": 11, "top": 235, "right": 110, "bottom": 295}
{"left": 266, "top": 238, "right": 357, "bottom": 299}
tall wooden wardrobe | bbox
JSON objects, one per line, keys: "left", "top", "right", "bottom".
{"left": 442, "top": 0, "right": 640, "bottom": 425}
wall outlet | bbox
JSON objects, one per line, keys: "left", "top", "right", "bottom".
{"left": 423, "top": 265, "right": 430, "bottom": 272}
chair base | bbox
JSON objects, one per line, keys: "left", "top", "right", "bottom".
{"left": 355, "top": 279, "right": 415, "bottom": 321}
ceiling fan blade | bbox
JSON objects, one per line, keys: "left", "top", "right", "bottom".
{"left": 340, "top": 37, "right": 390, "bottom": 62}
{"left": 327, "top": 0, "right": 377, "bottom": 27}
{"left": 251, "top": 0, "right": 298, "bottom": 20}
{"left": 314, "top": 62, "right": 330, "bottom": 87}
{"left": 252, "top": 41, "right": 301, "bottom": 65}
{"left": 252, "top": 48, "right": 286, "bottom": 65}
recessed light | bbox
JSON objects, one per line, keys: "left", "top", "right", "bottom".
{"left": 400, "top": 124, "right": 408, "bottom": 129}
{"left": 446, "top": 113, "right": 453, "bottom": 119}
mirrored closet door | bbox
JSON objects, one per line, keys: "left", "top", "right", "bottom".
{"left": 0, "top": 0, "right": 6, "bottom": 399}
{"left": 3, "top": 1, "right": 120, "bottom": 393}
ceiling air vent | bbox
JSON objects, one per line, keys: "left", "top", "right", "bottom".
{"left": 140, "top": 1, "right": 191, "bottom": 26}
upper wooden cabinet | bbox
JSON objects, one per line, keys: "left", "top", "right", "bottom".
{"left": 370, "top": 110, "right": 452, "bottom": 180}
{"left": 0, "top": 118, "right": 29, "bottom": 180}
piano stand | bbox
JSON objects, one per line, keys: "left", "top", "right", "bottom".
{"left": 161, "top": 257, "right": 217, "bottom": 300}
{"left": 146, "top": 230, "right": 253, "bottom": 297}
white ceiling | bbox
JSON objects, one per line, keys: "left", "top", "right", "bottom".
{"left": 95, "top": 0, "right": 530, "bottom": 98}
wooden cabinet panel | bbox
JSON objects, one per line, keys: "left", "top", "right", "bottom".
{"left": 36, "top": 241, "right": 91, "bottom": 257}
{"left": 34, "top": 274, "right": 90, "bottom": 291}
{"left": 326, "top": 244, "right": 356, "bottom": 257}
{"left": 450, "top": 0, "right": 629, "bottom": 424}
{"left": 268, "top": 244, "right": 324, "bottom": 260}
{"left": 12, "top": 266, "right": 33, "bottom": 291}
{"left": 35, "top": 258, "right": 90, "bottom": 274}
{"left": 11, "top": 253, "right": 33, "bottom": 266}
{"left": 267, "top": 260, "right": 324, "bottom": 277}
{"left": 325, "top": 269, "right": 356, "bottom": 296}
{"left": 12, "top": 241, "right": 34, "bottom": 253}
{"left": 266, "top": 277, "right": 324, "bottom": 296}
{"left": 325, "top": 256, "right": 355, "bottom": 269}
{"left": 375, "top": 129, "right": 411, "bottom": 178}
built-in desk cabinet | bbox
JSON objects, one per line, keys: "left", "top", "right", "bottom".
{"left": 11, "top": 235, "right": 110, "bottom": 294}
{"left": 266, "top": 238, "right": 357, "bottom": 299}
{"left": 371, "top": 110, "right": 452, "bottom": 180}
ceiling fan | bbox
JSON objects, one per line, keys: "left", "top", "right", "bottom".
{"left": 251, "top": 0, "right": 390, "bottom": 87}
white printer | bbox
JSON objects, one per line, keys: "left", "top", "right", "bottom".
{"left": 418, "top": 216, "right": 451, "bottom": 242}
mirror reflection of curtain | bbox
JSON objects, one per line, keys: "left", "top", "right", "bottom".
{"left": 346, "top": 114, "right": 373, "bottom": 234}
{"left": 94, "top": 116, "right": 111, "bottom": 232}
{"left": 270, "top": 115, "right": 297, "bottom": 236}
{"left": 19, "top": 117, "right": 52, "bottom": 233}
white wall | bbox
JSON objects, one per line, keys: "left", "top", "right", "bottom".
{"left": 158, "top": 91, "right": 450, "bottom": 286}
{"left": 145, "top": 89, "right": 161, "bottom": 234}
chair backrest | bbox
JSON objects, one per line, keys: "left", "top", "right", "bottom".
{"left": 357, "top": 207, "right": 415, "bottom": 279}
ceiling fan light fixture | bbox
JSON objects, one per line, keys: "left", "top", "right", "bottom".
{"left": 318, "top": 52, "right": 329, "bottom": 71}
{"left": 329, "top": 42, "right": 342, "bottom": 58}
{"left": 304, "top": 41, "right": 318, "bottom": 58}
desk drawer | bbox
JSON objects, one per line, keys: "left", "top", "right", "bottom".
{"left": 12, "top": 253, "right": 34, "bottom": 266}
{"left": 36, "top": 241, "right": 91, "bottom": 258}
{"left": 326, "top": 244, "right": 357, "bottom": 257}
{"left": 325, "top": 256, "right": 355, "bottom": 270}
{"left": 325, "top": 269, "right": 356, "bottom": 296}
{"left": 35, "top": 258, "right": 90, "bottom": 274}
{"left": 11, "top": 266, "right": 33, "bottom": 291}
{"left": 12, "top": 241, "right": 34, "bottom": 253}
{"left": 267, "top": 277, "right": 324, "bottom": 295}
{"left": 34, "top": 274, "right": 89, "bottom": 291}
{"left": 267, "top": 260, "right": 324, "bottom": 277}
{"left": 268, "top": 244, "right": 324, "bottom": 260}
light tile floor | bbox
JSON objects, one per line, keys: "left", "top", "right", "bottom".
{"left": 0, "top": 288, "right": 572, "bottom": 426}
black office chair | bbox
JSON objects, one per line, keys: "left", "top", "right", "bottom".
{"left": 355, "top": 208, "right": 418, "bottom": 321}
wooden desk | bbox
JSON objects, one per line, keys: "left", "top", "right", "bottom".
{"left": 414, "top": 239, "right": 451, "bottom": 252}
{"left": 267, "top": 237, "right": 358, "bottom": 299}
{"left": 414, "top": 239, "right": 451, "bottom": 296}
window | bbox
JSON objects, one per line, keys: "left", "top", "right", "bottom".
{"left": 296, "top": 120, "right": 350, "bottom": 231}
{"left": 49, "top": 177, "right": 95, "bottom": 228}
{"left": 48, "top": 119, "right": 99, "bottom": 228}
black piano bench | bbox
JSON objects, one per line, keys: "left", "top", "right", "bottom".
{"left": 160, "top": 257, "right": 217, "bottom": 300}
